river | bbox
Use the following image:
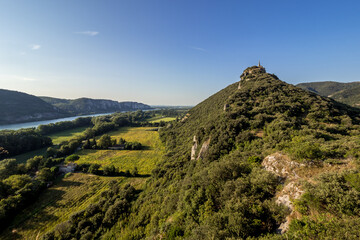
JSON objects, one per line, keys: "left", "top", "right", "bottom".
{"left": 0, "top": 112, "right": 114, "bottom": 131}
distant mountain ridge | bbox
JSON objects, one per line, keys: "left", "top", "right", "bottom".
{"left": 297, "top": 81, "right": 360, "bottom": 107}
{"left": 40, "top": 97, "right": 151, "bottom": 115}
{"left": 0, "top": 89, "right": 151, "bottom": 125}
{"left": 0, "top": 89, "right": 69, "bottom": 125}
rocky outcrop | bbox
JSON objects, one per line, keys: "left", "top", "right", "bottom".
{"left": 190, "top": 136, "right": 210, "bottom": 160}
{"left": 40, "top": 97, "right": 151, "bottom": 115}
{"left": 197, "top": 138, "right": 210, "bottom": 160}
{"left": 262, "top": 152, "right": 305, "bottom": 234}
{"left": 191, "top": 136, "right": 198, "bottom": 160}
{"left": 240, "top": 65, "right": 266, "bottom": 81}
{"left": 262, "top": 153, "right": 304, "bottom": 180}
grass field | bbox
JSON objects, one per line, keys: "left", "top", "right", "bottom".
{"left": 75, "top": 127, "right": 164, "bottom": 174}
{"left": 12, "top": 127, "right": 88, "bottom": 164}
{"left": 2, "top": 173, "right": 146, "bottom": 240}
{"left": 13, "top": 147, "right": 48, "bottom": 164}
{"left": 2, "top": 127, "right": 164, "bottom": 239}
{"left": 47, "top": 126, "right": 88, "bottom": 145}
{"left": 148, "top": 115, "right": 176, "bottom": 123}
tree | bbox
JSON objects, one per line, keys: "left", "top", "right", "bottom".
{"left": 88, "top": 164, "right": 101, "bottom": 175}
{"left": 37, "top": 168, "right": 53, "bottom": 182}
{"left": 0, "top": 147, "right": 9, "bottom": 159}
{"left": 98, "top": 134, "right": 113, "bottom": 149}
{"left": 66, "top": 154, "right": 80, "bottom": 162}
{"left": 0, "top": 159, "right": 18, "bottom": 180}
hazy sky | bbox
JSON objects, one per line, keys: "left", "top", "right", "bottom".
{"left": 1, "top": 0, "right": 360, "bottom": 105}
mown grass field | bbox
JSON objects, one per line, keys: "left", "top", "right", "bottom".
{"left": 2, "top": 173, "right": 145, "bottom": 240}
{"left": 47, "top": 126, "right": 88, "bottom": 145}
{"left": 76, "top": 127, "right": 164, "bottom": 174}
{"left": 13, "top": 147, "right": 48, "bottom": 164}
{"left": 148, "top": 115, "right": 176, "bottom": 123}
{"left": 12, "top": 127, "right": 88, "bottom": 164}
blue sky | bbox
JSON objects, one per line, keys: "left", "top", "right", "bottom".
{"left": 0, "top": 0, "right": 360, "bottom": 105}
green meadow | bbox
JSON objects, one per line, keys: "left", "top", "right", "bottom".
{"left": 13, "top": 147, "right": 48, "bottom": 164}
{"left": 148, "top": 115, "right": 176, "bottom": 123}
{"left": 75, "top": 127, "right": 164, "bottom": 174}
{"left": 47, "top": 126, "right": 89, "bottom": 145}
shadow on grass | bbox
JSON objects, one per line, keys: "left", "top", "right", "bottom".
{"left": 5, "top": 179, "right": 83, "bottom": 233}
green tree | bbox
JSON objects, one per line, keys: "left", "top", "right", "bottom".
{"left": 98, "top": 134, "right": 113, "bottom": 149}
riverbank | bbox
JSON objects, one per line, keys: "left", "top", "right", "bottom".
{"left": 0, "top": 112, "right": 114, "bottom": 131}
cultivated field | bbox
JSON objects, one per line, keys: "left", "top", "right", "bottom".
{"left": 13, "top": 127, "right": 88, "bottom": 164}
{"left": 2, "top": 126, "right": 164, "bottom": 239}
{"left": 47, "top": 126, "right": 88, "bottom": 145}
{"left": 13, "top": 147, "right": 48, "bottom": 164}
{"left": 75, "top": 127, "right": 164, "bottom": 174}
{"left": 2, "top": 173, "right": 141, "bottom": 239}
{"left": 148, "top": 115, "right": 176, "bottom": 123}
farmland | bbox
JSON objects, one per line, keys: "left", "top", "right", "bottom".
{"left": 13, "top": 147, "right": 48, "bottom": 164}
{"left": 47, "top": 126, "right": 88, "bottom": 145}
{"left": 2, "top": 173, "right": 145, "bottom": 240}
{"left": 75, "top": 127, "right": 164, "bottom": 174}
{"left": 12, "top": 127, "right": 88, "bottom": 164}
{"left": 2, "top": 126, "right": 165, "bottom": 239}
{"left": 148, "top": 115, "right": 176, "bottom": 123}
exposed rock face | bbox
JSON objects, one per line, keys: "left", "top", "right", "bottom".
{"left": 190, "top": 136, "right": 210, "bottom": 160}
{"left": 191, "top": 136, "right": 198, "bottom": 160}
{"left": 40, "top": 97, "right": 152, "bottom": 115}
{"left": 262, "top": 152, "right": 305, "bottom": 234}
{"left": 197, "top": 138, "right": 210, "bottom": 160}
{"left": 181, "top": 113, "right": 190, "bottom": 122}
{"left": 240, "top": 65, "right": 266, "bottom": 81}
{"left": 262, "top": 153, "right": 304, "bottom": 180}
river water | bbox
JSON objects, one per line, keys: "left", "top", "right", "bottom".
{"left": 0, "top": 112, "right": 114, "bottom": 131}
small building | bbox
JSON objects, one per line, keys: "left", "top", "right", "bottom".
{"left": 59, "top": 163, "right": 77, "bottom": 174}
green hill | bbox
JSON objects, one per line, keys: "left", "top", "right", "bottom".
{"left": 40, "top": 96, "right": 151, "bottom": 115}
{"left": 297, "top": 81, "right": 360, "bottom": 107}
{"left": 0, "top": 89, "right": 68, "bottom": 125}
{"left": 40, "top": 66, "right": 360, "bottom": 239}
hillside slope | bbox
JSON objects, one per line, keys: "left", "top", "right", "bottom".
{"left": 40, "top": 97, "right": 151, "bottom": 115}
{"left": 297, "top": 81, "right": 360, "bottom": 107}
{"left": 42, "top": 66, "right": 360, "bottom": 239}
{"left": 0, "top": 89, "right": 68, "bottom": 125}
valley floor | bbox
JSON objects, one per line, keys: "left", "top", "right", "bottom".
{"left": 2, "top": 126, "right": 164, "bottom": 239}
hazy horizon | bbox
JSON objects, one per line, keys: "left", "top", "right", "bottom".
{"left": 1, "top": 1, "right": 360, "bottom": 105}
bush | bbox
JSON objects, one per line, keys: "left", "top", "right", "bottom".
{"left": 65, "top": 154, "right": 80, "bottom": 162}
{"left": 64, "top": 172, "right": 72, "bottom": 178}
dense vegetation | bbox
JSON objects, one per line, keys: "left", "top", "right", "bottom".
{"left": 41, "top": 182, "right": 137, "bottom": 240}
{"left": 0, "top": 129, "right": 52, "bottom": 159}
{"left": 0, "top": 89, "right": 68, "bottom": 125}
{"left": 40, "top": 96, "right": 151, "bottom": 115}
{"left": 36, "top": 117, "right": 92, "bottom": 135}
{"left": 4, "top": 67, "right": 360, "bottom": 239}
{"left": 261, "top": 170, "right": 360, "bottom": 240}
{"left": 0, "top": 156, "right": 63, "bottom": 230}
{"left": 297, "top": 81, "right": 360, "bottom": 107}
{"left": 0, "top": 109, "right": 178, "bottom": 234}
{"left": 97, "top": 67, "right": 360, "bottom": 239}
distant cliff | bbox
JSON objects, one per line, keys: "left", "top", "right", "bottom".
{"left": 40, "top": 97, "right": 151, "bottom": 115}
{"left": 0, "top": 89, "right": 69, "bottom": 125}
{"left": 0, "top": 88, "right": 152, "bottom": 125}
